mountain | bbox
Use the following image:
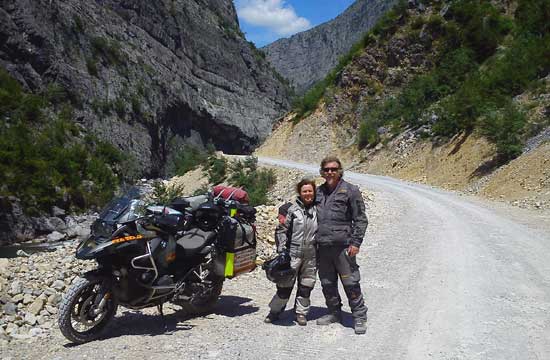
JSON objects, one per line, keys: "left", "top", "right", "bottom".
{"left": 262, "top": 0, "right": 397, "bottom": 94}
{"left": 257, "top": 0, "right": 550, "bottom": 210}
{"left": 0, "top": 0, "right": 290, "bottom": 176}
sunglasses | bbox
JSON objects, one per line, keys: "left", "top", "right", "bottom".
{"left": 322, "top": 167, "right": 340, "bottom": 172}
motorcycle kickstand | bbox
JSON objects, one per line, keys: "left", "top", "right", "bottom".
{"left": 157, "top": 303, "right": 168, "bottom": 332}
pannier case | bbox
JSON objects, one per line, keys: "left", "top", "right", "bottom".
{"left": 220, "top": 217, "right": 256, "bottom": 278}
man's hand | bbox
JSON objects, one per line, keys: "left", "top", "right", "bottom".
{"left": 347, "top": 245, "right": 360, "bottom": 257}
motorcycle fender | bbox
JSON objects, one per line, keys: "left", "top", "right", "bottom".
{"left": 81, "top": 268, "right": 111, "bottom": 280}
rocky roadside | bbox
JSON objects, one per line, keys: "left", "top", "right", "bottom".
{"left": 0, "top": 168, "right": 293, "bottom": 345}
{"left": 0, "top": 165, "right": 373, "bottom": 347}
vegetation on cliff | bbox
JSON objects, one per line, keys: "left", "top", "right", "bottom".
{"left": 293, "top": 0, "right": 549, "bottom": 163}
{"left": 0, "top": 69, "right": 130, "bottom": 215}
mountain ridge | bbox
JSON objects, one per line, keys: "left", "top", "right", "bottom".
{"left": 262, "top": 0, "right": 397, "bottom": 94}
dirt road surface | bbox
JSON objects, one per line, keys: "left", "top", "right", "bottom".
{"left": 2, "top": 158, "right": 549, "bottom": 360}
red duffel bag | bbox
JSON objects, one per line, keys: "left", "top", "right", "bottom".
{"left": 213, "top": 185, "right": 249, "bottom": 204}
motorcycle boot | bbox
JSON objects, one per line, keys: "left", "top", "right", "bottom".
{"left": 296, "top": 314, "right": 307, "bottom": 326}
{"left": 354, "top": 317, "right": 367, "bottom": 335}
{"left": 316, "top": 311, "right": 342, "bottom": 326}
{"left": 264, "top": 312, "right": 281, "bottom": 324}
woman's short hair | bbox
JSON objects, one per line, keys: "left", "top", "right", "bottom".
{"left": 320, "top": 155, "right": 344, "bottom": 177}
{"left": 296, "top": 178, "right": 316, "bottom": 195}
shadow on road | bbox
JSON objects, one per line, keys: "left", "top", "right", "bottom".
{"left": 62, "top": 295, "right": 257, "bottom": 346}
{"left": 267, "top": 306, "right": 354, "bottom": 329}
{"left": 214, "top": 295, "right": 259, "bottom": 317}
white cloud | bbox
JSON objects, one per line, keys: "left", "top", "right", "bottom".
{"left": 236, "top": 0, "right": 312, "bottom": 36}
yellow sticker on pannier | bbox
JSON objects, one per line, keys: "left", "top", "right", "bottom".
{"left": 225, "top": 252, "right": 235, "bottom": 277}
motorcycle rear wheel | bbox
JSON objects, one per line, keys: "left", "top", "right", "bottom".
{"left": 58, "top": 276, "right": 118, "bottom": 344}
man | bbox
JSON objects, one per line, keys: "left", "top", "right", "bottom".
{"left": 315, "top": 155, "right": 369, "bottom": 335}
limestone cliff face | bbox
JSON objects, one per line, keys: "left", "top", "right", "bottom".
{"left": 0, "top": 0, "right": 290, "bottom": 176}
{"left": 262, "top": 0, "right": 396, "bottom": 94}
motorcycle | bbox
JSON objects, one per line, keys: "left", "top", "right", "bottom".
{"left": 58, "top": 187, "right": 257, "bottom": 344}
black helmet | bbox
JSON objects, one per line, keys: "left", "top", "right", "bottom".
{"left": 194, "top": 202, "right": 222, "bottom": 231}
{"left": 262, "top": 252, "right": 295, "bottom": 283}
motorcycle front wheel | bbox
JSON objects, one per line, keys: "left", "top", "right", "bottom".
{"left": 58, "top": 276, "right": 118, "bottom": 344}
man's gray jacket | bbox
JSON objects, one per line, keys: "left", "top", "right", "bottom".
{"left": 316, "top": 179, "right": 368, "bottom": 248}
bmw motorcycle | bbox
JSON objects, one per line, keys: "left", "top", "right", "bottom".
{"left": 58, "top": 188, "right": 257, "bottom": 344}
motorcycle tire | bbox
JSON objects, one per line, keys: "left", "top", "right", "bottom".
{"left": 177, "top": 278, "right": 224, "bottom": 315}
{"left": 58, "top": 276, "right": 118, "bottom": 344}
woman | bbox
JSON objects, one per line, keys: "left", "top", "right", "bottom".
{"left": 264, "top": 178, "right": 317, "bottom": 326}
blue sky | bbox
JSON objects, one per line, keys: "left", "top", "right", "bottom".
{"left": 235, "top": 0, "right": 356, "bottom": 47}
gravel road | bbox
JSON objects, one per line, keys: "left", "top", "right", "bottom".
{"left": 2, "top": 158, "right": 549, "bottom": 360}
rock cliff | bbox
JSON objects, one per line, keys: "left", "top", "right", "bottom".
{"left": 262, "top": 0, "right": 397, "bottom": 94}
{"left": 0, "top": 0, "right": 290, "bottom": 176}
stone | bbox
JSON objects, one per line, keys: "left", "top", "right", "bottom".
{"left": 47, "top": 231, "right": 66, "bottom": 243}
{"left": 11, "top": 294, "right": 24, "bottom": 303}
{"left": 0, "top": 258, "right": 9, "bottom": 273}
{"left": 22, "top": 294, "right": 34, "bottom": 305}
{"left": 29, "top": 327, "right": 44, "bottom": 337}
{"left": 27, "top": 299, "right": 44, "bottom": 315}
{"left": 8, "top": 281, "right": 22, "bottom": 295}
{"left": 47, "top": 293, "right": 62, "bottom": 306}
{"left": 51, "top": 206, "right": 66, "bottom": 217}
{"left": 0, "top": 294, "right": 10, "bottom": 304}
{"left": 5, "top": 322, "right": 19, "bottom": 334}
{"left": 2, "top": 302, "right": 17, "bottom": 315}
{"left": 15, "top": 250, "right": 30, "bottom": 257}
{"left": 45, "top": 305, "right": 58, "bottom": 315}
{"left": 51, "top": 280, "right": 65, "bottom": 291}
{"left": 24, "top": 313, "right": 37, "bottom": 326}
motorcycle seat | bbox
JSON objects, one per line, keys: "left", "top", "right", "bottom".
{"left": 176, "top": 228, "right": 216, "bottom": 256}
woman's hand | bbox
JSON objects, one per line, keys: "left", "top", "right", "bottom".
{"left": 347, "top": 245, "right": 360, "bottom": 257}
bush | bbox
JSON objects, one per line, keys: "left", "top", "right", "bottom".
{"left": 90, "top": 36, "right": 123, "bottom": 66}
{"left": 86, "top": 57, "right": 98, "bottom": 77}
{"left": 173, "top": 145, "right": 208, "bottom": 175}
{"left": 0, "top": 70, "right": 124, "bottom": 214}
{"left": 227, "top": 157, "right": 276, "bottom": 206}
{"left": 150, "top": 181, "right": 184, "bottom": 206}
{"left": 515, "top": 0, "right": 550, "bottom": 36}
{"left": 480, "top": 103, "right": 526, "bottom": 162}
{"left": 358, "top": 121, "right": 380, "bottom": 149}
{"left": 445, "top": 0, "right": 512, "bottom": 61}
{"left": 207, "top": 156, "right": 227, "bottom": 185}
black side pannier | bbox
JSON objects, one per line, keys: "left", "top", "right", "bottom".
{"left": 219, "top": 216, "right": 256, "bottom": 278}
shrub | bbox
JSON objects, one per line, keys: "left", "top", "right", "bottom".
{"left": 515, "top": 0, "right": 550, "bottom": 36}
{"left": 207, "top": 156, "right": 227, "bottom": 185}
{"left": 86, "top": 57, "right": 98, "bottom": 77}
{"left": 480, "top": 103, "right": 526, "bottom": 161}
{"left": 358, "top": 121, "right": 380, "bottom": 149}
{"left": 227, "top": 157, "right": 276, "bottom": 206}
{"left": 150, "top": 181, "right": 184, "bottom": 205}
{"left": 113, "top": 98, "right": 126, "bottom": 117}
{"left": 173, "top": 145, "right": 208, "bottom": 175}
{"left": 91, "top": 36, "right": 123, "bottom": 66}
{"left": 0, "top": 70, "right": 125, "bottom": 214}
